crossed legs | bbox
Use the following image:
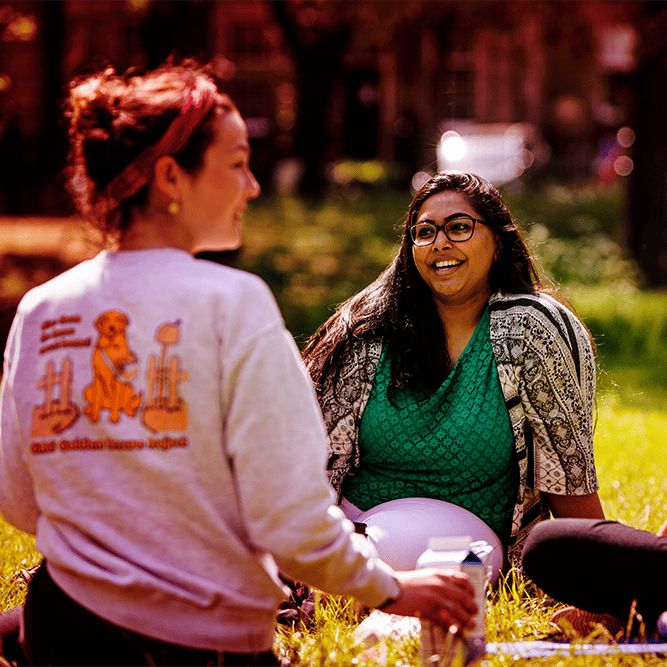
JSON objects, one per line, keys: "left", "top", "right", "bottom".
{"left": 522, "top": 519, "right": 667, "bottom": 633}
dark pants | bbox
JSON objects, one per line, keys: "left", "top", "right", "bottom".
{"left": 522, "top": 519, "right": 667, "bottom": 632}
{"left": 23, "top": 563, "right": 279, "bottom": 666}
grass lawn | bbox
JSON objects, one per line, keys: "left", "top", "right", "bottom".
{"left": 0, "top": 379, "right": 665, "bottom": 665}
{"left": 274, "top": 388, "right": 667, "bottom": 666}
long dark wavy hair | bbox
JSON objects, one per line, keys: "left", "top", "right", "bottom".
{"left": 303, "top": 171, "right": 545, "bottom": 392}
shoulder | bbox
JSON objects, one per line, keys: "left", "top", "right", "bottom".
{"left": 315, "top": 335, "right": 383, "bottom": 397}
{"left": 489, "top": 291, "right": 587, "bottom": 341}
{"left": 339, "top": 336, "right": 383, "bottom": 369}
{"left": 191, "top": 257, "right": 278, "bottom": 309}
{"left": 19, "top": 252, "right": 284, "bottom": 346}
{"left": 320, "top": 335, "right": 382, "bottom": 376}
{"left": 490, "top": 291, "right": 572, "bottom": 319}
{"left": 489, "top": 291, "right": 595, "bottom": 386}
{"left": 17, "top": 256, "right": 103, "bottom": 314}
{"left": 20, "top": 251, "right": 277, "bottom": 311}
{"left": 186, "top": 258, "right": 285, "bottom": 344}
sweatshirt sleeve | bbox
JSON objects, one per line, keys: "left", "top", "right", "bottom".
{"left": 222, "top": 309, "right": 400, "bottom": 609}
{"left": 0, "top": 311, "right": 40, "bottom": 534}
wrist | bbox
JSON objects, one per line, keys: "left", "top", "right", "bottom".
{"left": 377, "top": 578, "right": 402, "bottom": 610}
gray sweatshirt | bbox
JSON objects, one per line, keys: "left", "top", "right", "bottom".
{"left": 0, "top": 249, "right": 399, "bottom": 652}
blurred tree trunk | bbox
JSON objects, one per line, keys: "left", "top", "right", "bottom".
{"left": 141, "top": 1, "right": 214, "bottom": 68}
{"left": 270, "top": 1, "right": 351, "bottom": 199}
{"left": 41, "top": 0, "right": 67, "bottom": 213}
{"left": 0, "top": 1, "right": 65, "bottom": 214}
{"left": 627, "top": 4, "right": 667, "bottom": 286}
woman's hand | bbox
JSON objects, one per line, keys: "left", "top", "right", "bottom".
{"left": 380, "top": 568, "right": 478, "bottom": 635}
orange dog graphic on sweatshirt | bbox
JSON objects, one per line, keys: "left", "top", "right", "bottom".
{"left": 83, "top": 310, "right": 142, "bottom": 424}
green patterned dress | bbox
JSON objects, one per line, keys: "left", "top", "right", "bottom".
{"left": 343, "top": 306, "right": 519, "bottom": 544}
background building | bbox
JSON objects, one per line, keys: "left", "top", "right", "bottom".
{"left": 3, "top": 0, "right": 667, "bottom": 284}
{"left": 0, "top": 1, "right": 642, "bottom": 202}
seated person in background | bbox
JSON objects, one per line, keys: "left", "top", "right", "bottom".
{"left": 522, "top": 517, "right": 667, "bottom": 636}
{"left": 302, "top": 171, "right": 605, "bottom": 571}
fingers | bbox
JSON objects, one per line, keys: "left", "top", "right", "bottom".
{"left": 433, "top": 605, "right": 466, "bottom": 637}
{"left": 427, "top": 576, "right": 477, "bottom": 633}
{"left": 384, "top": 568, "right": 479, "bottom": 633}
{"left": 431, "top": 573, "right": 476, "bottom": 616}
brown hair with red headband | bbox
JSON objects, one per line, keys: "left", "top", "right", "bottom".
{"left": 65, "top": 59, "right": 235, "bottom": 241}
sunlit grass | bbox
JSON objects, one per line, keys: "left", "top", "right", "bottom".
{"left": 273, "top": 392, "right": 667, "bottom": 665}
{"left": 0, "top": 521, "right": 39, "bottom": 613}
{"left": 0, "top": 387, "right": 665, "bottom": 665}
{"left": 594, "top": 395, "right": 667, "bottom": 533}
{"left": 276, "top": 596, "right": 421, "bottom": 667}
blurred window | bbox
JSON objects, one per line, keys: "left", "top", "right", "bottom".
{"left": 438, "top": 22, "right": 475, "bottom": 119}
{"left": 438, "top": 70, "right": 474, "bottom": 119}
{"left": 232, "top": 24, "right": 269, "bottom": 54}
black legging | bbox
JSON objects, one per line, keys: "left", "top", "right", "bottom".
{"left": 23, "top": 562, "right": 279, "bottom": 666}
{"left": 522, "top": 519, "right": 667, "bottom": 632}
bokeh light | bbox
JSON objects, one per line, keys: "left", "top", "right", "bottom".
{"left": 616, "top": 126, "right": 636, "bottom": 149}
{"left": 614, "top": 155, "right": 634, "bottom": 177}
{"left": 411, "top": 171, "right": 432, "bottom": 193}
{"left": 440, "top": 131, "right": 467, "bottom": 162}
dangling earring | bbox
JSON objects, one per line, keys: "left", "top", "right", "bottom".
{"left": 168, "top": 200, "right": 181, "bottom": 216}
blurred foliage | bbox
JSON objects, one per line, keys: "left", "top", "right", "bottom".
{"left": 0, "top": 254, "right": 72, "bottom": 300}
{"left": 506, "top": 182, "right": 641, "bottom": 288}
{"left": 239, "top": 189, "right": 407, "bottom": 345}
{"left": 328, "top": 160, "right": 409, "bottom": 188}
{"left": 567, "top": 285, "right": 667, "bottom": 409}
{"left": 238, "top": 181, "right": 642, "bottom": 345}
{"left": 570, "top": 286, "right": 667, "bottom": 362}
{"left": 237, "top": 180, "right": 667, "bottom": 412}
{"left": 507, "top": 182, "right": 623, "bottom": 239}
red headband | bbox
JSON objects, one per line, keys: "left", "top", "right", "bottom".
{"left": 105, "top": 78, "right": 218, "bottom": 204}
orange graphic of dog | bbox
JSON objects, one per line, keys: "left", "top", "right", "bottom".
{"left": 83, "top": 310, "right": 142, "bottom": 424}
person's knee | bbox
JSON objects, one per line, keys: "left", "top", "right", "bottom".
{"left": 521, "top": 521, "right": 556, "bottom": 580}
{"left": 522, "top": 519, "right": 589, "bottom": 579}
{"left": 523, "top": 518, "right": 612, "bottom": 585}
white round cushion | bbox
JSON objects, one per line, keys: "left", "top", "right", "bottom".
{"left": 356, "top": 497, "right": 505, "bottom": 583}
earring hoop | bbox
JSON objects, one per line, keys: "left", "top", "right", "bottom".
{"left": 167, "top": 200, "right": 181, "bottom": 216}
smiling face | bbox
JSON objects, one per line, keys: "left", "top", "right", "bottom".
{"left": 411, "top": 190, "right": 499, "bottom": 313}
{"left": 178, "top": 108, "right": 261, "bottom": 252}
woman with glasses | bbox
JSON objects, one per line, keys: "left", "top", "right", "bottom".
{"left": 303, "top": 171, "right": 605, "bottom": 571}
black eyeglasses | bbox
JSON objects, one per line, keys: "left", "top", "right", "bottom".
{"left": 410, "top": 215, "right": 486, "bottom": 246}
